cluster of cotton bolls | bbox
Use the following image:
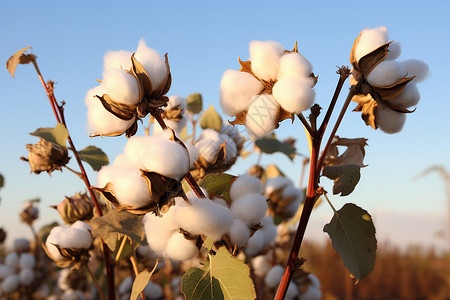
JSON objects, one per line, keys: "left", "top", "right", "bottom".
{"left": 352, "top": 26, "right": 429, "bottom": 133}
{"left": 220, "top": 40, "right": 316, "bottom": 138}
{"left": 193, "top": 129, "right": 238, "bottom": 166}
{"left": 118, "top": 276, "right": 163, "bottom": 300}
{"left": 0, "top": 240, "right": 36, "bottom": 295}
{"left": 153, "top": 95, "right": 187, "bottom": 135}
{"left": 53, "top": 268, "right": 88, "bottom": 300}
{"left": 85, "top": 39, "right": 168, "bottom": 136}
{"left": 264, "top": 176, "right": 304, "bottom": 220}
{"left": 97, "top": 130, "right": 192, "bottom": 210}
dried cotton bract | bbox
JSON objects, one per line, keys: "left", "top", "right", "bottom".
{"left": 153, "top": 95, "right": 188, "bottom": 135}
{"left": 350, "top": 26, "right": 429, "bottom": 133}
{"left": 220, "top": 41, "right": 316, "bottom": 138}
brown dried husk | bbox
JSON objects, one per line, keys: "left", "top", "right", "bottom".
{"left": 267, "top": 186, "right": 298, "bottom": 220}
{"left": 323, "top": 136, "right": 368, "bottom": 167}
{"left": 24, "top": 139, "right": 70, "bottom": 174}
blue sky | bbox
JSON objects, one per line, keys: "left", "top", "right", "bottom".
{"left": 1, "top": 1, "right": 449, "bottom": 250}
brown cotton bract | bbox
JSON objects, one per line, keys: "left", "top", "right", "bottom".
{"left": 22, "top": 138, "right": 70, "bottom": 175}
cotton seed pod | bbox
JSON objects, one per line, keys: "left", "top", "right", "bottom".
{"left": 54, "top": 192, "right": 94, "bottom": 224}
{"left": 19, "top": 201, "right": 39, "bottom": 225}
{"left": 22, "top": 139, "right": 70, "bottom": 174}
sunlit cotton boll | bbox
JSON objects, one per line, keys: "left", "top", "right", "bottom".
{"left": 1, "top": 274, "right": 19, "bottom": 294}
{"left": 57, "top": 222, "right": 93, "bottom": 250}
{"left": 100, "top": 68, "right": 140, "bottom": 106}
{"left": 231, "top": 193, "right": 268, "bottom": 225}
{"left": 278, "top": 52, "right": 313, "bottom": 80}
{"left": 175, "top": 197, "right": 234, "bottom": 241}
{"left": 375, "top": 101, "right": 406, "bottom": 134}
{"left": 103, "top": 50, "right": 133, "bottom": 72}
{"left": 264, "top": 265, "right": 284, "bottom": 288}
{"left": 143, "top": 212, "right": 177, "bottom": 255}
{"left": 246, "top": 95, "right": 279, "bottom": 138}
{"left": 164, "top": 232, "right": 199, "bottom": 261}
{"left": 387, "top": 83, "right": 420, "bottom": 109}
{"left": 229, "top": 218, "right": 251, "bottom": 247}
{"left": 134, "top": 39, "right": 168, "bottom": 90}
{"left": 401, "top": 59, "right": 429, "bottom": 83}
{"left": 19, "top": 268, "right": 34, "bottom": 286}
{"left": 249, "top": 40, "right": 285, "bottom": 81}
{"left": 229, "top": 174, "right": 263, "bottom": 201}
{"left": 5, "top": 252, "right": 19, "bottom": 269}
{"left": 244, "top": 230, "right": 265, "bottom": 256}
{"left": 261, "top": 216, "right": 277, "bottom": 246}
{"left": 19, "top": 253, "right": 35, "bottom": 269}
{"left": 366, "top": 60, "right": 406, "bottom": 86}
{"left": 273, "top": 77, "right": 315, "bottom": 114}
{"left": 45, "top": 226, "right": 65, "bottom": 260}
{"left": 251, "top": 255, "right": 272, "bottom": 278}
{"left": 220, "top": 70, "right": 264, "bottom": 116}
{"left": 353, "top": 26, "right": 389, "bottom": 63}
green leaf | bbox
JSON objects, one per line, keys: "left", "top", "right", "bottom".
{"left": 78, "top": 146, "right": 109, "bottom": 171}
{"left": 187, "top": 93, "right": 203, "bottom": 114}
{"left": 200, "top": 105, "right": 222, "bottom": 132}
{"left": 90, "top": 210, "right": 145, "bottom": 251}
{"left": 199, "top": 173, "right": 236, "bottom": 204}
{"left": 130, "top": 266, "right": 158, "bottom": 300}
{"left": 6, "top": 46, "right": 34, "bottom": 77}
{"left": 30, "top": 123, "right": 68, "bottom": 148}
{"left": 323, "top": 203, "right": 377, "bottom": 280}
{"left": 255, "top": 137, "right": 296, "bottom": 160}
{"left": 181, "top": 247, "right": 256, "bottom": 300}
{"left": 322, "top": 164, "right": 361, "bottom": 196}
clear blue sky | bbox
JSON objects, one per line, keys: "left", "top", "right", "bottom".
{"left": 1, "top": 1, "right": 449, "bottom": 250}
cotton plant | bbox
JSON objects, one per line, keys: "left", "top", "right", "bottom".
{"left": 153, "top": 95, "right": 188, "bottom": 135}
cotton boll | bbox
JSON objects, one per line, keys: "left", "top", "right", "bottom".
{"left": 246, "top": 95, "right": 279, "bottom": 138}
{"left": 231, "top": 193, "right": 268, "bottom": 225}
{"left": 143, "top": 213, "right": 176, "bottom": 255}
{"left": 387, "top": 83, "right": 420, "bottom": 109}
{"left": 308, "top": 274, "right": 321, "bottom": 290}
{"left": 261, "top": 216, "right": 277, "bottom": 246}
{"left": 222, "top": 135, "right": 237, "bottom": 162}
{"left": 213, "top": 197, "right": 229, "bottom": 207}
{"left": 230, "top": 174, "right": 263, "bottom": 201}
{"left": 220, "top": 70, "right": 264, "bottom": 116}
{"left": 1, "top": 274, "right": 19, "bottom": 294}
{"left": 5, "top": 252, "right": 19, "bottom": 269}
{"left": 375, "top": 102, "right": 406, "bottom": 134}
{"left": 58, "top": 226, "right": 92, "bottom": 250}
{"left": 62, "top": 290, "right": 86, "bottom": 300}
{"left": 300, "top": 285, "right": 322, "bottom": 300}
{"left": 0, "top": 265, "right": 14, "bottom": 280}
{"left": 185, "top": 142, "right": 199, "bottom": 168}
{"left": 367, "top": 60, "right": 406, "bottom": 86}
{"left": 176, "top": 197, "right": 234, "bottom": 241}
{"left": 198, "top": 128, "right": 221, "bottom": 141}
{"left": 103, "top": 50, "right": 132, "bottom": 71}
{"left": 385, "top": 41, "right": 401, "bottom": 60}
{"left": 249, "top": 41, "right": 285, "bottom": 81}
{"left": 195, "top": 138, "right": 221, "bottom": 163}
{"left": 110, "top": 165, "right": 152, "bottom": 208}
{"left": 229, "top": 219, "right": 251, "bottom": 247}
{"left": 401, "top": 59, "right": 429, "bottom": 83}
{"left": 251, "top": 255, "right": 272, "bottom": 277}
{"left": 134, "top": 39, "right": 168, "bottom": 90}
{"left": 71, "top": 220, "right": 92, "bottom": 232}
{"left": 143, "top": 281, "right": 164, "bottom": 299}
{"left": 285, "top": 282, "right": 299, "bottom": 299}
{"left": 167, "top": 95, "right": 187, "bottom": 111}
{"left": 118, "top": 276, "right": 133, "bottom": 295}
{"left": 19, "top": 268, "right": 34, "bottom": 286}
{"left": 100, "top": 69, "right": 140, "bottom": 105}
{"left": 46, "top": 226, "right": 65, "bottom": 260}
{"left": 264, "top": 176, "right": 294, "bottom": 196}
{"left": 244, "top": 230, "right": 265, "bottom": 256}
{"left": 164, "top": 232, "right": 199, "bottom": 261}
{"left": 19, "top": 253, "right": 36, "bottom": 269}
{"left": 278, "top": 52, "right": 313, "bottom": 80}
{"left": 354, "top": 26, "right": 389, "bottom": 62}
{"left": 264, "top": 265, "right": 284, "bottom": 288}
{"left": 273, "top": 77, "right": 315, "bottom": 114}
{"left": 14, "top": 238, "right": 30, "bottom": 253}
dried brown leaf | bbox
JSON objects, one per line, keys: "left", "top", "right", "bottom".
{"left": 152, "top": 53, "right": 172, "bottom": 97}
{"left": 352, "top": 94, "right": 378, "bottom": 129}
{"left": 238, "top": 57, "right": 252, "bottom": 74}
{"left": 95, "top": 94, "right": 136, "bottom": 121}
{"left": 229, "top": 111, "right": 247, "bottom": 126}
{"left": 6, "top": 46, "right": 34, "bottom": 77}
{"left": 358, "top": 42, "right": 391, "bottom": 76}
{"left": 372, "top": 75, "right": 415, "bottom": 100}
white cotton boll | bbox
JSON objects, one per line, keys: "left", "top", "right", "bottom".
{"left": 283, "top": 185, "right": 304, "bottom": 203}
{"left": 58, "top": 268, "right": 72, "bottom": 291}
{"left": 375, "top": 102, "right": 406, "bottom": 134}
{"left": 245, "top": 95, "right": 279, "bottom": 138}
{"left": 229, "top": 219, "right": 251, "bottom": 247}
{"left": 273, "top": 77, "right": 315, "bottom": 114}
{"left": 118, "top": 276, "right": 133, "bottom": 295}
{"left": 143, "top": 213, "right": 176, "bottom": 255}
{"left": 111, "top": 165, "right": 152, "bottom": 208}
{"left": 367, "top": 60, "right": 406, "bottom": 86}
{"left": 176, "top": 197, "right": 233, "bottom": 241}
{"left": 387, "top": 83, "right": 420, "bottom": 109}
{"left": 251, "top": 255, "right": 272, "bottom": 278}
{"left": 264, "top": 176, "right": 293, "bottom": 196}
{"left": 134, "top": 39, "right": 167, "bottom": 90}
{"left": 261, "top": 216, "right": 277, "bottom": 246}
{"left": 231, "top": 193, "right": 268, "bottom": 225}
{"left": 222, "top": 135, "right": 237, "bottom": 162}
{"left": 19, "top": 253, "right": 36, "bottom": 269}
{"left": 71, "top": 220, "right": 92, "bottom": 232}
{"left": 244, "top": 230, "right": 265, "bottom": 256}
{"left": 143, "top": 281, "right": 164, "bottom": 299}
{"left": 285, "top": 282, "right": 299, "bottom": 299}
{"left": 220, "top": 70, "right": 264, "bottom": 116}
{"left": 0, "top": 265, "right": 14, "bottom": 280}
{"left": 46, "top": 226, "right": 65, "bottom": 260}
{"left": 221, "top": 123, "right": 242, "bottom": 146}
{"left": 385, "top": 41, "right": 401, "bottom": 60}
{"left": 19, "top": 268, "right": 34, "bottom": 286}
{"left": 198, "top": 128, "right": 221, "bottom": 141}
{"left": 103, "top": 50, "right": 133, "bottom": 71}
{"left": 301, "top": 286, "right": 322, "bottom": 300}
{"left": 308, "top": 274, "right": 321, "bottom": 290}
{"left": 58, "top": 227, "right": 92, "bottom": 250}
{"left": 213, "top": 197, "right": 228, "bottom": 207}
{"left": 5, "top": 252, "right": 19, "bottom": 269}
{"left": 1, "top": 274, "right": 19, "bottom": 294}
{"left": 354, "top": 26, "right": 389, "bottom": 62}
{"left": 230, "top": 174, "right": 263, "bottom": 201}
{"left": 14, "top": 238, "right": 30, "bottom": 253}
{"left": 167, "top": 95, "right": 187, "bottom": 111}
{"left": 195, "top": 138, "right": 221, "bottom": 163}
{"left": 278, "top": 52, "right": 313, "bottom": 80}
{"left": 185, "top": 142, "right": 199, "bottom": 168}
{"left": 100, "top": 69, "right": 140, "bottom": 105}
{"left": 401, "top": 59, "right": 429, "bottom": 83}
{"left": 164, "top": 232, "right": 199, "bottom": 261}
{"left": 264, "top": 265, "right": 284, "bottom": 288}
{"left": 249, "top": 41, "right": 285, "bottom": 81}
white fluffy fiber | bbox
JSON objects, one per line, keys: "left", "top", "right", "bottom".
{"left": 45, "top": 222, "right": 93, "bottom": 260}
{"left": 19, "top": 268, "right": 34, "bottom": 286}
{"left": 375, "top": 101, "right": 407, "bottom": 134}
{"left": 285, "top": 282, "right": 300, "bottom": 300}
{"left": 220, "top": 70, "right": 264, "bottom": 116}
{"left": 5, "top": 252, "right": 19, "bottom": 269}
{"left": 244, "top": 230, "right": 266, "bottom": 256}
{"left": 353, "top": 26, "right": 389, "bottom": 63}
{"left": 143, "top": 212, "right": 177, "bottom": 255}
{"left": 164, "top": 232, "right": 199, "bottom": 261}
{"left": 367, "top": 60, "right": 406, "bottom": 86}
{"left": 134, "top": 39, "right": 168, "bottom": 91}
{"left": 154, "top": 95, "right": 188, "bottom": 135}
{"left": 0, "top": 265, "right": 14, "bottom": 280}
{"left": 194, "top": 129, "right": 237, "bottom": 163}
{"left": 386, "top": 42, "right": 402, "bottom": 60}
{"left": 231, "top": 193, "right": 268, "bottom": 225}
{"left": 264, "top": 176, "right": 294, "bottom": 196}
{"left": 264, "top": 265, "right": 284, "bottom": 288}
{"left": 273, "top": 77, "right": 315, "bottom": 114}
{"left": 249, "top": 41, "right": 285, "bottom": 81}
{"left": 118, "top": 276, "right": 133, "bottom": 296}
{"left": 103, "top": 50, "right": 132, "bottom": 72}
{"left": 229, "top": 174, "right": 263, "bottom": 201}
{"left": 278, "top": 52, "right": 312, "bottom": 80}
{"left": 100, "top": 68, "right": 140, "bottom": 106}
{"left": 387, "top": 83, "right": 420, "bottom": 109}
{"left": 245, "top": 95, "right": 279, "bottom": 138}
{"left": 401, "top": 59, "right": 429, "bottom": 83}
{"left": 19, "top": 253, "right": 35, "bottom": 269}
{"left": 261, "top": 216, "right": 277, "bottom": 246}
{"left": 1, "top": 274, "right": 19, "bottom": 294}
{"left": 251, "top": 255, "right": 272, "bottom": 278}
{"left": 229, "top": 218, "right": 251, "bottom": 247}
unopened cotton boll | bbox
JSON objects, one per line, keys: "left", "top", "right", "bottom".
{"left": 367, "top": 60, "right": 406, "bottom": 86}
{"left": 229, "top": 219, "right": 251, "bottom": 247}
{"left": 19, "top": 268, "right": 34, "bottom": 286}
{"left": 249, "top": 41, "right": 285, "bottom": 81}
{"left": 273, "top": 77, "right": 315, "bottom": 114}
{"left": 164, "top": 232, "right": 199, "bottom": 261}
{"left": 143, "top": 281, "right": 164, "bottom": 299}
{"left": 251, "top": 255, "right": 272, "bottom": 277}
{"left": 19, "top": 253, "right": 36, "bottom": 269}
{"left": 229, "top": 174, "right": 263, "bottom": 201}
{"left": 387, "top": 83, "right": 420, "bottom": 109}
{"left": 244, "top": 230, "right": 265, "bottom": 256}
{"left": 278, "top": 52, "right": 313, "bottom": 80}
{"left": 375, "top": 102, "right": 407, "bottom": 134}
{"left": 103, "top": 50, "right": 133, "bottom": 71}
{"left": 354, "top": 26, "right": 389, "bottom": 63}
{"left": 134, "top": 39, "right": 168, "bottom": 90}
{"left": 5, "top": 252, "right": 19, "bottom": 269}
{"left": 246, "top": 95, "right": 279, "bottom": 138}
{"left": 264, "top": 265, "right": 284, "bottom": 288}
{"left": 0, "top": 265, "right": 14, "bottom": 279}
{"left": 385, "top": 41, "right": 402, "bottom": 60}
{"left": 1, "top": 274, "right": 19, "bottom": 294}
{"left": 231, "top": 193, "right": 268, "bottom": 225}
{"left": 143, "top": 213, "right": 176, "bottom": 255}
{"left": 220, "top": 70, "right": 264, "bottom": 116}
{"left": 401, "top": 59, "right": 429, "bottom": 83}
{"left": 100, "top": 69, "right": 140, "bottom": 105}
